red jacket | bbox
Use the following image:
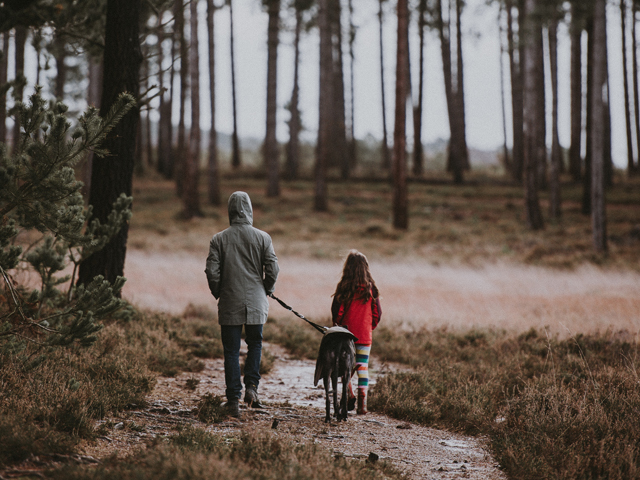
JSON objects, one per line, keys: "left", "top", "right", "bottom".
{"left": 331, "top": 290, "right": 381, "bottom": 345}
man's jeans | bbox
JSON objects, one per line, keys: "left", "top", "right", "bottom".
{"left": 220, "top": 324, "right": 263, "bottom": 401}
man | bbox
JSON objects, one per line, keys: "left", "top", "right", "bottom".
{"left": 205, "top": 191, "right": 279, "bottom": 417}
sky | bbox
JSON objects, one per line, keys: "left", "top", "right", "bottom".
{"left": 19, "top": 0, "right": 632, "bottom": 167}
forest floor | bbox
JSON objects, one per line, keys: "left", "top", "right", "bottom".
{"left": 62, "top": 175, "right": 640, "bottom": 479}
{"left": 80, "top": 341, "right": 505, "bottom": 480}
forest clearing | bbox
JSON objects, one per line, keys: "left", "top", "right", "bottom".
{"left": 3, "top": 0, "right": 640, "bottom": 478}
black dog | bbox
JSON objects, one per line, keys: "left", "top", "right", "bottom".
{"left": 313, "top": 326, "right": 357, "bottom": 423}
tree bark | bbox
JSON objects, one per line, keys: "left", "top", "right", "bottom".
{"left": 265, "top": 0, "right": 281, "bottom": 197}
{"left": 285, "top": 4, "right": 302, "bottom": 181}
{"left": 437, "top": 0, "right": 464, "bottom": 184}
{"left": 569, "top": 2, "right": 583, "bottom": 181}
{"left": 315, "top": 0, "right": 331, "bottom": 211}
{"left": 499, "top": 3, "right": 511, "bottom": 173}
{"left": 582, "top": 14, "right": 594, "bottom": 215}
{"left": 53, "top": 34, "right": 67, "bottom": 101}
{"left": 183, "top": 0, "right": 202, "bottom": 218}
{"left": 348, "top": 0, "right": 357, "bottom": 171}
{"left": 633, "top": 0, "right": 640, "bottom": 175}
{"left": 548, "top": 19, "right": 562, "bottom": 219}
{"left": 392, "top": 0, "right": 409, "bottom": 230}
{"left": 229, "top": 0, "right": 242, "bottom": 169}
{"left": 412, "top": 0, "right": 427, "bottom": 177}
{"left": 175, "top": 0, "right": 188, "bottom": 197}
{"left": 456, "top": 0, "right": 469, "bottom": 171}
{"left": 331, "top": 0, "right": 349, "bottom": 179}
{"left": 0, "top": 33, "right": 9, "bottom": 145}
{"left": 78, "top": 0, "right": 141, "bottom": 287}
{"left": 506, "top": 0, "right": 524, "bottom": 182}
{"left": 621, "top": 0, "right": 635, "bottom": 176}
{"left": 522, "top": 0, "right": 544, "bottom": 230}
{"left": 12, "top": 25, "right": 27, "bottom": 155}
{"left": 591, "top": 0, "right": 608, "bottom": 252}
{"left": 378, "top": 0, "right": 391, "bottom": 171}
{"left": 206, "top": 0, "right": 220, "bottom": 205}
{"left": 157, "top": 10, "right": 174, "bottom": 179}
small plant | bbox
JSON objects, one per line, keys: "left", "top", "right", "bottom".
{"left": 196, "top": 393, "right": 226, "bottom": 423}
{"left": 185, "top": 377, "right": 200, "bottom": 390}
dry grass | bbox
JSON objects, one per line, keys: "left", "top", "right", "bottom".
{"left": 128, "top": 172, "right": 640, "bottom": 269}
{"left": 47, "top": 425, "right": 405, "bottom": 480}
{"left": 369, "top": 325, "right": 640, "bottom": 479}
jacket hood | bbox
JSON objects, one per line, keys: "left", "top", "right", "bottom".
{"left": 228, "top": 191, "right": 254, "bottom": 226}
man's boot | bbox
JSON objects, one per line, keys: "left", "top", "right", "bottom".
{"left": 357, "top": 388, "right": 368, "bottom": 415}
{"left": 347, "top": 381, "right": 356, "bottom": 411}
{"left": 244, "top": 384, "right": 264, "bottom": 408}
{"left": 223, "top": 399, "right": 240, "bottom": 418}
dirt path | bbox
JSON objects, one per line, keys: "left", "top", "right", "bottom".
{"left": 84, "top": 342, "right": 505, "bottom": 479}
{"left": 123, "top": 250, "right": 640, "bottom": 334}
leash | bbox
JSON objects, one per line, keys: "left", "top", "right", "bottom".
{"left": 269, "top": 293, "right": 328, "bottom": 334}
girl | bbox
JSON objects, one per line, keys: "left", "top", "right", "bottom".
{"left": 331, "top": 250, "right": 382, "bottom": 414}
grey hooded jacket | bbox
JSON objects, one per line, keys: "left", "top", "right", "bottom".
{"left": 205, "top": 191, "right": 279, "bottom": 325}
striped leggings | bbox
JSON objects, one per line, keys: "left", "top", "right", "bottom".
{"left": 354, "top": 344, "right": 371, "bottom": 389}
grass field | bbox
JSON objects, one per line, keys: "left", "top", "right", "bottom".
{"left": 129, "top": 172, "right": 640, "bottom": 269}
{"left": 2, "top": 169, "right": 640, "bottom": 479}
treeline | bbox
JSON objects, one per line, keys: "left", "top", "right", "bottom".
{"left": 0, "top": 0, "right": 636, "bottom": 256}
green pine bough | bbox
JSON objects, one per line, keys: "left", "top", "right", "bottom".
{"left": 0, "top": 86, "right": 135, "bottom": 349}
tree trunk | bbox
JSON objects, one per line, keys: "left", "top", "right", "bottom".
{"left": 285, "top": 5, "right": 302, "bottom": 181}
{"left": 535, "top": 25, "right": 547, "bottom": 190}
{"left": 83, "top": 55, "right": 102, "bottom": 198}
{"left": 183, "top": 0, "right": 202, "bottom": 218}
{"left": 455, "top": 0, "right": 469, "bottom": 171}
{"left": 78, "top": 0, "right": 141, "bottom": 287}
{"left": 315, "top": 0, "right": 331, "bottom": 211}
{"left": 437, "top": 0, "right": 463, "bottom": 184}
{"left": 412, "top": 0, "right": 427, "bottom": 177}
{"left": 265, "top": 0, "right": 281, "bottom": 197}
{"left": 621, "top": 0, "right": 635, "bottom": 176}
{"left": 392, "top": 0, "right": 409, "bottom": 230}
{"left": 157, "top": 10, "right": 173, "bottom": 179}
{"left": 499, "top": 3, "right": 511, "bottom": 172}
{"left": 12, "top": 25, "right": 27, "bottom": 155}
{"left": 331, "top": 0, "right": 349, "bottom": 179}
{"left": 0, "top": 33, "right": 9, "bottom": 145}
{"left": 348, "top": 0, "right": 357, "bottom": 171}
{"left": 591, "top": 0, "right": 607, "bottom": 252}
{"left": 582, "top": 14, "right": 594, "bottom": 215}
{"left": 378, "top": 0, "right": 391, "bottom": 171}
{"left": 53, "top": 34, "right": 67, "bottom": 101}
{"left": 506, "top": 0, "right": 524, "bottom": 182}
{"left": 548, "top": 19, "right": 562, "bottom": 219}
{"left": 175, "top": 0, "right": 188, "bottom": 197}
{"left": 569, "top": 3, "right": 583, "bottom": 181}
{"left": 229, "top": 0, "right": 242, "bottom": 169}
{"left": 522, "top": 0, "right": 544, "bottom": 230}
{"left": 207, "top": 0, "right": 220, "bottom": 205}
{"left": 633, "top": 0, "right": 640, "bottom": 175}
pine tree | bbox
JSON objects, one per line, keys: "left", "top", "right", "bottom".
{"left": 0, "top": 88, "right": 134, "bottom": 348}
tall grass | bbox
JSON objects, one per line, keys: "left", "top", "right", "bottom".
{"left": 369, "top": 326, "right": 640, "bottom": 479}
{"left": 48, "top": 425, "right": 405, "bottom": 480}
{"left": 0, "top": 308, "right": 222, "bottom": 467}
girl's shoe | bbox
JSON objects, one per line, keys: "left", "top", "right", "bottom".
{"left": 357, "top": 388, "right": 368, "bottom": 415}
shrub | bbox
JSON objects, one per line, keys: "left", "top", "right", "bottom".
{"left": 369, "top": 326, "right": 640, "bottom": 479}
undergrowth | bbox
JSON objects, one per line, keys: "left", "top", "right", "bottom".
{"left": 48, "top": 426, "right": 405, "bottom": 480}
{"left": 369, "top": 326, "right": 640, "bottom": 479}
{"left": 0, "top": 308, "right": 223, "bottom": 467}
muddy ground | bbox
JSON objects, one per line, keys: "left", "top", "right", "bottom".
{"left": 82, "top": 342, "right": 505, "bottom": 480}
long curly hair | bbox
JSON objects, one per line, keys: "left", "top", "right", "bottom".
{"left": 333, "top": 250, "right": 379, "bottom": 305}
